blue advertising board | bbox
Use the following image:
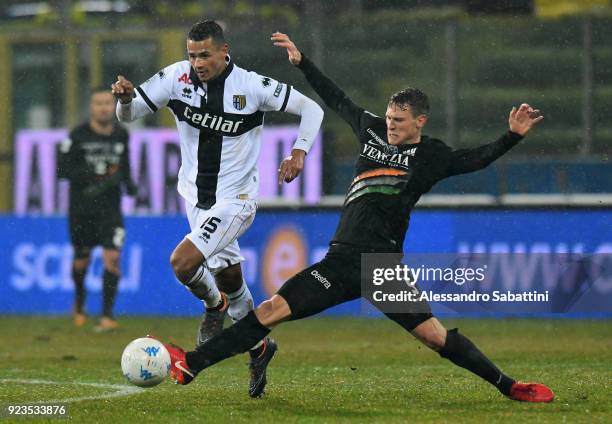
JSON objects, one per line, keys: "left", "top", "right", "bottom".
{"left": 1, "top": 210, "right": 610, "bottom": 318}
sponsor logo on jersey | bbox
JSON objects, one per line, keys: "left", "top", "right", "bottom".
{"left": 261, "top": 77, "right": 271, "bottom": 87}
{"left": 233, "top": 94, "right": 247, "bottom": 110}
{"left": 365, "top": 128, "right": 417, "bottom": 157}
{"left": 182, "top": 87, "right": 193, "bottom": 99}
{"left": 384, "top": 144, "right": 399, "bottom": 155}
{"left": 367, "top": 128, "right": 387, "bottom": 146}
{"left": 273, "top": 83, "right": 283, "bottom": 98}
{"left": 310, "top": 269, "right": 331, "bottom": 289}
{"left": 183, "top": 106, "right": 244, "bottom": 134}
{"left": 362, "top": 144, "right": 414, "bottom": 167}
{"left": 158, "top": 70, "right": 165, "bottom": 79}
{"left": 178, "top": 73, "right": 192, "bottom": 84}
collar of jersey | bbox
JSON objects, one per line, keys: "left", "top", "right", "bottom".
{"left": 398, "top": 135, "right": 428, "bottom": 150}
{"left": 189, "top": 57, "right": 234, "bottom": 91}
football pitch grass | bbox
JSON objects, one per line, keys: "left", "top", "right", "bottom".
{"left": 1, "top": 316, "right": 610, "bottom": 423}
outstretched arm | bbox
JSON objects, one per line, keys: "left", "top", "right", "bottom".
{"left": 445, "top": 103, "right": 543, "bottom": 177}
{"left": 271, "top": 32, "right": 364, "bottom": 134}
{"left": 112, "top": 74, "right": 167, "bottom": 122}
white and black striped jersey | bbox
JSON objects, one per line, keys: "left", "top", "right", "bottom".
{"left": 117, "top": 58, "right": 312, "bottom": 209}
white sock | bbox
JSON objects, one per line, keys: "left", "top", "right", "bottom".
{"left": 227, "top": 279, "right": 254, "bottom": 323}
{"left": 183, "top": 266, "right": 221, "bottom": 308}
{"left": 227, "top": 280, "right": 262, "bottom": 350}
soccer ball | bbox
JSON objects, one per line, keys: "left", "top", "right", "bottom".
{"left": 121, "top": 337, "right": 171, "bottom": 387}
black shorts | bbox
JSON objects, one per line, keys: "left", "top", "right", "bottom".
{"left": 69, "top": 212, "right": 125, "bottom": 258}
{"left": 277, "top": 244, "right": 433, "bottom": 332}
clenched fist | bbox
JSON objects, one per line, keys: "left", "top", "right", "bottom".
{"left": 111, "top": 75, "right": 135, "bottom": 104}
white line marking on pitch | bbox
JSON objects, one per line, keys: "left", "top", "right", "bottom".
{"left": 0, "top": 378, "right": 144, "bottom": 403}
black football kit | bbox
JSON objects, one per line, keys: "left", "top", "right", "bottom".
{"left": 58, "top": 122, "right": 135, "bottom": 319}
{"left": 58, "top": 122, "right": 134, "bottom": 258}
{"left": 277, "top": 55, "right": 523, "bottom": 330}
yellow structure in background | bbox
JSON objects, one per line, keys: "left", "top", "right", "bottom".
{"left": 536, "top": 0, "right": 612, "bottom": 17}
{"left": 0, "top": 36, "right": 11, "bottom": 210}
{"left": 64, "top": 38, "right": 78, "bottom": 129}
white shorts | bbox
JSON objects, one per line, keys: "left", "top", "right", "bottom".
{"left": 185, "top": 198, "right": 257, "bottom": 275}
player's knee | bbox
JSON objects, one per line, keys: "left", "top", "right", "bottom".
{"left": 412, "top": 319, "right": 447, "bottom": 351}
{"left": 170, "top": 251, "right": 198, "bottom": 283}
{"left": 423, "top": 330, "right": 446, "bottom": 351}
{"left": 255, "top": 299, "right": 274, "bottom": 321}
{"left": 170, "top": 239, "right": 205, "bottom": 283}
{"left": 73, "top": 256, "right": 90, "bottom": 272}
{"left": 215, "top": 263, "right": 243, "bottom": 293}
{"left": 103, "top": 255, "right": 121, "bottom": 275}
{"left": 73, "top": 261, "right": 88, "bottom": 273}
{"left": 255, "top": 295, "right": 291, "bottom": 327}
{"left": 105, "top": 265, "right": 120, "bottom": 276}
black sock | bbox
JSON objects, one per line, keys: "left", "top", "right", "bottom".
{"left": 439, "top": 328, "right": 515, "bottom": 396}
{"left": 186, "top": 311, "right": 270, "bottom": 372}
{"left": 72, "top": 267, "right": 87, "bottom": 313}
{"left": 102, "top": 269, "right": 120, "bottom": 318}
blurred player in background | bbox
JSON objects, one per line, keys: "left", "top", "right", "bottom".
{"left": 58, "top": 87, "right": 137, "bottom": 332}
{"left": 111, "top": 20, "right": 323, "bottom": 397}
{"left": 162, "top": 33, "right": 554, "bottom": 404}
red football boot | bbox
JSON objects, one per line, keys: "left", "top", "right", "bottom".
{"left": 164, "top": 343, "right": 196, "bottom": 385}
{"left": 508, "top": 382, "right": 554, "bottom": 402}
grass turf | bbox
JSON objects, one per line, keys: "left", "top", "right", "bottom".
{"left": 0, "top": 316, "right": 610, "bottom": 423}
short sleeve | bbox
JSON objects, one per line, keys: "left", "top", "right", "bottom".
{"left": 58, "top": 136, "right": 73, "bottom": 154}
{"left": 251, "top": 73, "right": 292, "bottom": 112}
